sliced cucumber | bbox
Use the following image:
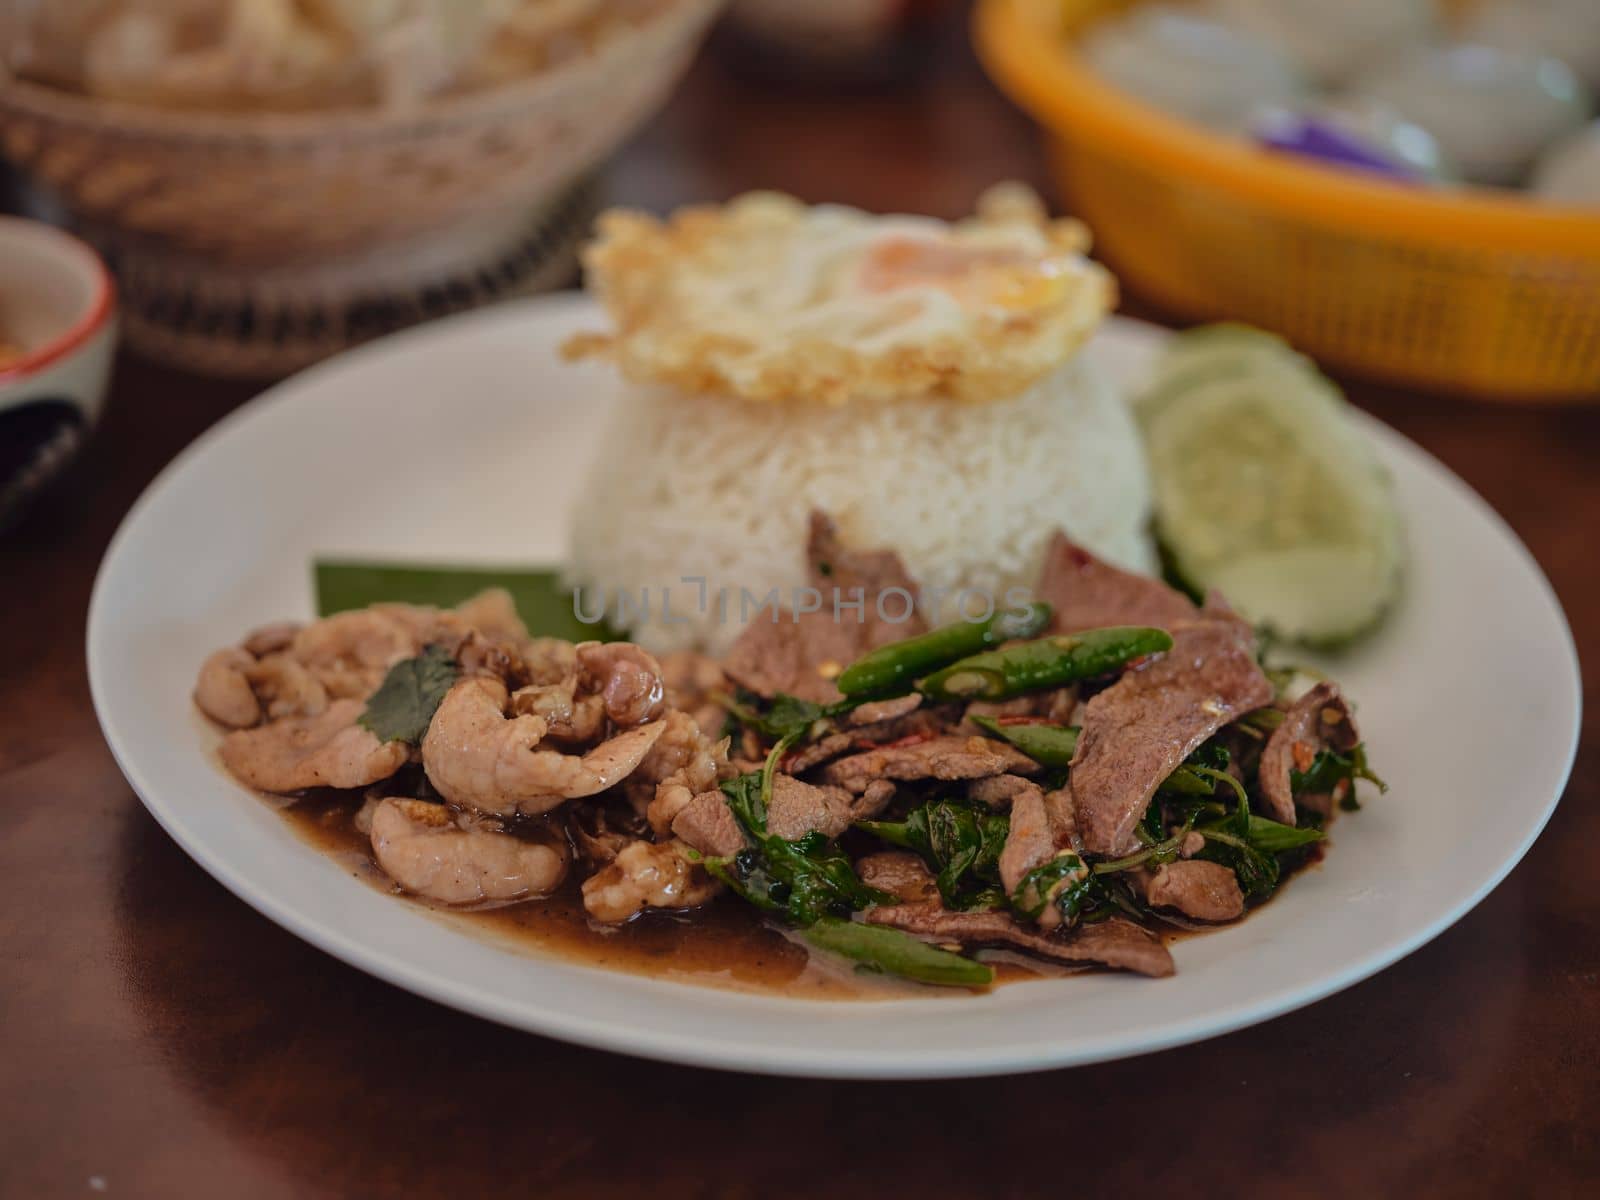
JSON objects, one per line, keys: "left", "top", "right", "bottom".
{"left": 1165, "top": 322, "right": 1288, "bottom": 354}
{"left": 1136, "top": 324, "right": 1318, "bottom": 426}
{"left": 1150, "top": 323, "right": 1294, "bottom": 377}
{"left": 1190, "top": 545, "right": 1400, "bottom": 649}
{"left": 1139, "top": 329, "right": 1403, "bottom": 646}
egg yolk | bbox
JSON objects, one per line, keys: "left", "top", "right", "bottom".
{"left": 856, "top": 237, "right": 1072, "bottom": 310}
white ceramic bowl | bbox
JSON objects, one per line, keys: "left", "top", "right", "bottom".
{"left": 0, "top": 216, "right": 117, "bottom": 524}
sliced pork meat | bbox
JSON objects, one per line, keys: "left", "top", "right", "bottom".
{"left": 997, "top": 787, "right": 1050, "bottom": 893}
{"left": 783, "top": 732, "right": 856, "bottom": 775}
{"left": 867, "top": 903, "right": 1174, "bottom": 977}
{"left": 822, "top": 735, "right": 1040, "bottom": 795}
{"left": 853, "top": 704, "right": 958, "bottom": 746}
{"left": 766, "top": 775, "right": 854, "bottom": 841}
{"left": 996, "top": 785, "right": 1081, "bottom": 929}
{"left": 857, "top": 779, "right": 901, "bottom": 824}
{"left": 846, "top": 693, "right": 924, "bottom": 727}
{"left": 1047, "top": 917, "right": 1175, "bottom": 977}
{"left": 960, "top": 687, "right": 1078, "bottom": 732}
{"left": 194, "top": 647, "right": 264, "bottom": 728}
{"left": 1200, "top": 590, "right": 1243, "bottom": 623}
{"left": 780, "top": 701, "right": 961, "bottom": 775}
{"left": 767, "top": 774, "right": 895, "bottom": 840}
{"left": 960, "top": 695, "right": 1037, "bottom": 731}
{"left": 658, "top": 649, "right": 725, "bottom": 700}
{"left": 1136, "top": 860, "right": 1245, "bottom": 921}
{"left": 219, "top": 699, "right": 408, "bottom": 793}
{"left": 670, "top": 790, "right": 747, "bottom": 858}
{"left": 966, "top": 773, "right": 1041, "bottom": 810}
{"left": 1044, "top": 786, "right": 1076, "bottom": 844}
{"left": 1036, "top": 532, "right": 1198, "bottom": 633}
{"left": 657, "top": 649, "right": 729, "bottom": 739}
{"left": 674, "top": 772, "right": 896, "bottom": 853}
{"left": 855, "top": 851, "right": 941, "bottom": 905}
{"left": 369, "top": 798, "right": 567, "bottom": 906}
{"left": 581, "top": 840, "right": 719, "bottom": 924}
{"left": 997, "top": 785, "right": 1073, "bottom": 897}
{"left": 1257, "top": 682, "right": 1361, "bottom": 824}
{"left": 722, "top": 511, "right": 928, "bottom": 704}
{"left": 637, "top": 708, "right": 732, "bottom": 837}
{"left": 567, "top": 806, "right": 638, "bottom": 867}
{"left": 1070, "top": 619, "right": 1273, "bottom": 856}
{"left": 200, "top": 514, "right": 1378, "bottom": 991}
{"left": 804, "top": 510, "right": 926, "bottom": 637}
{"left": 721, "top": 613, "right": 859, "bottom": 704}
{"left": 576, "top": 641, "right": 666, "bottom": 728}
{"left": 858, "top": 854, "right": 1173, "bottom": 977}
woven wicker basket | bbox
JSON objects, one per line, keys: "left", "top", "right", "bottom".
{"left": 0, "top": 1, "right": 720, "bottom": 373}
{"left": 0, "top": 0, "right": 719, "bottom": 264}
{"left": 976, "top": 0, "right": 1600, "bottom": 402}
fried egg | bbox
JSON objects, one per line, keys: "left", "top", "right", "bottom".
{"left": 565, "top": 185, "right": 1116, "bottom": 406}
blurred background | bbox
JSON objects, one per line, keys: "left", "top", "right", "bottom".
{"left": 1, "top": 0, "right": 1598, "bottom": 533}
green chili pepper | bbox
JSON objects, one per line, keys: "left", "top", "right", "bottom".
{"left": 919, "top": 626, "right": 1173, "bottom": 702}
{"left": 969, "top": 716, "right": 1080, "bottom": 767}
{"left": 835, "top": 601, "right": 1053, "bottom": 697}
{"left": 801, "top": 917, "right": 994, "bottom": 987}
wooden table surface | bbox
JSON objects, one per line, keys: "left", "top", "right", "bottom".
{"left": 3, "top": 17, "right": 1597, "bottom": 1199}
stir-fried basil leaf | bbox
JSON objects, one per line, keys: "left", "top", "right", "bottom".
{"left": 1292, "top": 743, "right": 1386, "bottom": 812}
{"left": 926, "top": 801, "right": 1010, "bottom": 911}
{"left": 1010, "top": 852, "right": 1093, "bottom": 924}
{"left": 1241, "top": 814, "right": 1325, "bottom": 853}
{"left": 801, "top": 918, "right": 993, "bottom": 987}
{"left": 720, "top": 689, "right": 881, "bottom": 743}
{"left": 1098, "top": 807, "right": 1203, "bottom": 877}
{"left": 1192, "top": 766, "right": 1252, "bottom": 840}
{"left": 857, "top": 798, "right": 1009, "bottom": 912}
{"left": 854, "top": 817, "right": 915, "bottom": 849}
{"left": 718, "top": 770, "right": 769, "bottom": 837}
{"left": 1098, "top": 701, "right": 1340, "bottom": 903}
{"left": 717, "top": 692, "right": 820, "bottom": 741}
{"left": 1171, "top": 746, "right": 1320, "bottom": 899}
{"left": 755, "top": 694, "right": 831, "bottom": 741}
{"left": 1144, "top": 741, "right": 1236, "bottom": 839}
{"left": 1194, "top": 814, "right": 1322, "bottom": 901}
{"left": 708, "top": 736, "right": 890, "bottom": 927}
{"left": 1158, "top": 739, "right": 1234, "bottom": 798}
{"left": 1195, "top": 829, "right": 1280, "bottom": 900}
{"left": 357, "top": 644, "right": 458, "bottom": 745}
{"left": 706, "top": 831, "right": 886, "bottom": 927}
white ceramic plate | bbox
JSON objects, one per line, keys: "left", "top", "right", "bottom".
{"left": 88, "top": 295, "right": 1581, "bottom": 1079}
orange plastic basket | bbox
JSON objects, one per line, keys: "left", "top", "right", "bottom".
{"left": 975, "top": 0, "right": 1600, "bottom": 402}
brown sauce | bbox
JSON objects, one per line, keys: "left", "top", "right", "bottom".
{"left": 266, "top": 777, "right": 1325, "bottom": 995}
{"left": 279, "top": 792, "right": 1047, "bottom": 1000}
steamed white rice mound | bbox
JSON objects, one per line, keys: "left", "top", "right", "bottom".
{"left": 569, "top": 354, "right": 1156, "bottom": 656}
{"left": 564, "top": 186, "right": 1153, "bottom": 654}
